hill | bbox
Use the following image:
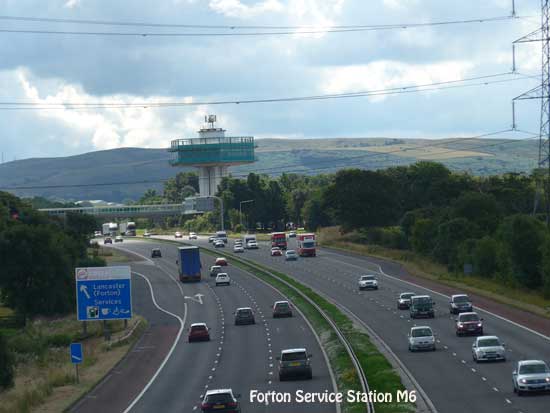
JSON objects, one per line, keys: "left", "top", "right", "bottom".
{"left": 0, "top": 138, "right": 539, "bottom": 202}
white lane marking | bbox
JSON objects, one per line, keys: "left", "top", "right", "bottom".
{"left": 326, "top": 254, "right": 550, "bottom": 342}
{"left": 492, "top": 387, "right": 499, "bottom": 392}
{"left": 123, "top": 271, "right": 186, "bottom": 413}
{"left": 505, "top": 398, "right": 511, "bottom": 404}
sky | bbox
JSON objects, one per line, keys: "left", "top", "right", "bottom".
{"left": 0, "top": 0, "right": 543, "bottom": 161}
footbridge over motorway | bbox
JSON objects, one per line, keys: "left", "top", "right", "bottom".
{"left": 38, "top": 203, "right": 200, "bottom": 219}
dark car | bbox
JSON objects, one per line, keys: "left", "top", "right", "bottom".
{"left": 410, "top": 295, "right": 435, "bottom": 319}
{"left": 449, "top": 294, "right": 473, "bottom": 314}
{"left": 234, "top": 307, "right": 255, "bottom": 325}
{"left": 104, "top": 237, "right": 113, "bottom": 244}
{"left": 397, "top": 292, "right": 416, "bottom": 310}
{"left": 151, "top": 248, "right": 162, "bottom": 258}
{"left": 188, "top": 323, "right": 210, "bottom": 342}
{"left": 278, "top": 348, "right": 313, "bottom": 381}
{"left": 273, "top": 301, "right": 293, "bottom": 318}
{"left": 456, "top": 312, "right": 484, "bottom": 336}
{"left": 201, "top": 389, "right": 241, "bottom": 413}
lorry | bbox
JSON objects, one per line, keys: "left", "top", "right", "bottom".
{"left": 177, "top": 246, "right": 202, "bottom": 282}
{"left": 102, "top": 223, "right": 111, "bottom": 236}
{"left": 271, "top": 232, "right": 287, "bottom": 250}
{"left": 297, "top": 233, "right": 316, "bottom": 257}
{"left": 120, "top": 222, "right": 136, "bottom": 236}
{"left": 216, "top": 230, "right": 228, "bottom": 243}
{"left": 102, "top": 222, "right": 118, "bottom": 236}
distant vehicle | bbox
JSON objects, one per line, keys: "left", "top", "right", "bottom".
{"left": 210, "top": 265, "right": 223, "bottom": 277}
{"left": 151, "top": 248, "right": 162, "bottom": 258}
{"left": 214, "top": 240, "right": 225, "bottom": 248}
{"left": 273, "top": 301, "right": 293, "bottom": 318}
{"left": 108, "top": 222, "right": 118, "bottom": 236}
{"left": 234, "top": 307, "right": 255, "bottom": 325}
{"left": 216, "top": 231, "right": 228, "bottom": 243}
{"left": 246, "top": 240, "right": 259, "bottom": 249}
{"left": 243, "top": 234, "right": 256, "bottom": 247}
{"left": 143, "top": 231, "right": 152, "bottom": 237}
{"left": 200, "top": 389, "right": 241, "bottom": 413}
{"left": 512, "top": 360, "right": 550, "bottom": 395}
{"left": 449, "top": 294, "right": 473, "bottom": 314}
{"left": 277, "top": 348, "right": 313, "bottom": 381}
{"left": 215, "top": 257, "right": 228, "bottom": 266}
{"left": 271, "top": 247, "right": 283, "bottom": 256}
{"left": 455, "top": 312, "right": 483, "bottom": 336}
{"left": 234, "top": 239, "right": 243, "bottom": 245}
{"left": 285, "top": 250, "right": 298, "bottom": 261}
{"left": 215, "top": 273, "right": 231, "bottom": 286}
{"left": 472, "top": 336, "right": 506, "bottom": 362}
{"left": 189, "top": 232, "right": 197, "bottom": 240}
{"left": 102, "top": 223, "right": 111, "bottom": 236}
{"left": 94, "top": 231, "right": 102, "bottom": 237}
{"left": 177, "top": 246, "right": 202, "bottom": 282}
{"left": 233, "top": 245, "right": 244, "bottom": 253}
{"left": 288, "top": 231, "right": 297, "bottom": 238}
{"left": 297, "top": 233, "right": 316, "bottom": 257}
{"left": 397, "top": 292, "right": 416, "bottom": 310}
{"left": 358, "top": 275, "right": 378, "bottom": 290}
{"left": 208, "top": 236, "right": 216, "bottom": 243}
{"left": 410, "top": 295, "right": 435, "bottom": 319}
{"left": 125, "top": 222, "right": 136, "bottom": 236}
{"left": 408, "top": 326, "right": 436, "bottom": 352}
{"left": 115, "top": 235, "right": 124, "bottom": 243}
{"left": 271, "top": 232, "right": 287, "bottom": 250}
{"left": 175, "top": 231, "right": 183, "bottom": 238}
{"left": 104, "top": 237, "right": 113, "bottom": 244}
{"left": 188, "top": 323, "right": 210, "bottom": 342}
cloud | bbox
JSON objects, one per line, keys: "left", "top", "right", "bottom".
{"left": 382, "top": 0, "right": 419, "bottom": 11}
{"left": 209, "top": 0, "right": 284, "bottom": 18}
{"left": 64, "top": 0, "right": 80, "bottom": 8}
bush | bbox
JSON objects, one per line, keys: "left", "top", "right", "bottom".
{"left": 473, "top": 236, "right": 499, "bottom": 277}
{"left": 0, "top": 332, "right": 14, "bottom": 389}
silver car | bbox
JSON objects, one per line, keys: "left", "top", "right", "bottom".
{"left": 472, "top": 336, "right": 506, "bottom": 362}
{"left": 513, "top": 360, "right": 550, "bottom": 395}
{"left": 408, "top": 326, "right": 436, "bottom": 352}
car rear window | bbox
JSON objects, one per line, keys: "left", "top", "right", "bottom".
{"left": 401, "top": 293, "right": 415, "bottom": 299}
{"left": 282, "top": 351, "right": 307, "bottom": 361}
{"left": 191, "top": 325, "right": 206, "bottom": 331}
{"left": 238, "top": 309, "right": 252, "bottom": 315}
{"left": 454, "top": 296, "right": 470, "bottom": 303}
{"left": 478, "top": 338, "right": 500, "bottom": 347}
{"left": 205, "top": 394, "right": 232, "bottom": 403}
{"left": 460, "top": 314, "right": 479, "bottom": 322}
{"left": 275, "top": 302, "right": 289, "bottom": 309}
{"left": 411, "top": 328, "right": 432, "bottom": 337}
{"left": 413, "top": 297, "right": 431, "bottom": 304}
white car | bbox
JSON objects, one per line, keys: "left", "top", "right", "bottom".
{"left": 143, "top": 231, "right": 151, "bottom": 237}
{"left": 472, "top": 336, "right": 506, "bottom": 363}
{"left": 408, "top": 326, "right": 436, "bottom": 351}
{"left": 246, "top": 240, "right": 259, "bottom": 249}
{"left": 285, "top": 250, "right": 298, "bottom": 261}
{"left": 174, "top": 231, "right": 183, "bottom": 238}
{"left": 188, "top": 232, "right": 197, "bottom": 240}
{"left": 358, "top": 275, "right": 378, "bottom": 290}
{"left": 214, "top": 240, "right": 225, "bottom": 248}
{"left": 215, "top": 273, "right": 231, "bottom": 286}
{"left": 233, "top": 244, "right": 244, "bottom": 253}
{"left": 114, "top": 235, "right": 124, "bottom": 243}
{"left": 513, "top": 360, "right": 550, "bottom": 395}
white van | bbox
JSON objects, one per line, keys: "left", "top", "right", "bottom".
{"left": 243, "top": 234, "right": 256, "bottom": 248}
{"left": 216, "top": 230, "right": 228, "bottom": 243}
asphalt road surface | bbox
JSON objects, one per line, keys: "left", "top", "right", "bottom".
{"left": 179, "top": 235, "right": 550, "bottom": 413}
{"left": 105, "top": 239, "right": 338, "bottom": 413}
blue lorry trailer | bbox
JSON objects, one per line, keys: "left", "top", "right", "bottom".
{"left": 178, "top": 246, "right": 202, "bottom": 282}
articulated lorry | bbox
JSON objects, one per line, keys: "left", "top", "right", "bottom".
{"left": 119, "top": 222, "right": 136, "bottom": 236}
{"left": 102, "top": 222, "right": 118, "bottom": 236}
{"left": 177, "top": 246, "right": 202, "bottom": 282}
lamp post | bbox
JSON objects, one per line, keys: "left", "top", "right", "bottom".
{"left": 239, "top": 199, "right": 254, "bottom": 230}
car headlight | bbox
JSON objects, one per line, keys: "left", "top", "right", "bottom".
{"left": 546, "top": 377, "right": 550, "bottom": 383}
{"left": 457, "top": 323, "right": 463, "bottom": 328}
{"left": 477, "top": 323, "right": 482, "bottom": 327}
{"left": 520, "top": 378, "right": 527, "bottom": 384}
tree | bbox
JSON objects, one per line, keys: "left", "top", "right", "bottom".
{"left": 433, "top": 218, "right": 477, "bottom": 266}
{"left": 410, "top": 218, "right": 437, "bottom": 255}
{"left": 452, "top": 192, "right": 500, "bottom": 235}
{"left": 139, "top": 189, "right": 165, "bottom": 204}
{"left": 541, "top": 235, "right": 550, "bottom": 298}
{"left": 0, "top": 332, "right": 14, "bottom": 389}
{"left": 164, "top": 172, "right": 199, "bottom": 203}
{"left": 472, "top": 236, "right": 499, "bottom": 277}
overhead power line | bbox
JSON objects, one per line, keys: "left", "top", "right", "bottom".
{"left": 0, "top": 72, "right": 537, "bottom": 111}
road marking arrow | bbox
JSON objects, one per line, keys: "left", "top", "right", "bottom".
{"left": 184, "top": 294, "right": 204, "bottom": 304}
{"left": 79, "top": 285, "right": 90, "bottom": 299}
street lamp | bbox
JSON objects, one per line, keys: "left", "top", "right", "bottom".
{"left": 240, "top": 199, "right": 254, "bottom": 230}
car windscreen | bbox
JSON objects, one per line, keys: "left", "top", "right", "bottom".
{"left": 287, "top": 250, "right": 296, "bottom": 255}
{"left": 460, "top": 314, "right": 479, "bottom": 322}
{"left": 361, "top": 276, "right": 375, "bottom": 281}
{"left": 478, "top": 338, "right": 500, "bottom": 347}
{"left": 412, "top": 297, "right": 431, "bottom": 304}
{"left": 281, "top": 352, "right": 307, "bottom": 361}
{"left": 401, "top": 293, "right": 415, "bottom": 299}
{"left": 519, "top": 364, "right": 548, "bottom": 374}
{"left": 411, "top": 328, "right": 432, "bottom": 338}
{"left": 454, "top": 296, "right": 470, "bottom": 303}
{"left": 205, "top": 394, "right": 232, "bottom": 403}
{"left": 302, "top": 241, "right": 315, "bottom": 248}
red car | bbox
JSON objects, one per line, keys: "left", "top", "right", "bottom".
{"left": 215, "top": 257, "right": 228, "bottom": 266}
{"left": 271, "top": 247, "right": 283, "bottom": 257}
{"left": 455, "top": 312, "right": 484, "bottom": 336}
{"left": 188, "top": 323, "right": 210, "bottom": 342}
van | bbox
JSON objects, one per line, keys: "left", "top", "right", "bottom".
{"left": 410, "top": 295, "right": 435, "bottom": 319}
{"left": 216, "top": 231, "right": 228, "bottom": 243}
{"left": 243, "top": 234, "right": 256, "bottom": 248}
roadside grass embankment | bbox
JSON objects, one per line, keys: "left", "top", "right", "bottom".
{"left": 317, "top": 227, "right": 550, "bottom": 318}
{"left": 0, "top": 312, "right": 146, "bottom": 413}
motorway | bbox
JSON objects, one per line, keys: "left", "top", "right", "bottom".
{"left": 175, "top": 235, "right": 550, "bottom": 413}
{"left": 98, "top": 239, "right": 338, "bottom": 412}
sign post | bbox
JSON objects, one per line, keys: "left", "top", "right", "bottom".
{"left": 75, "top": 266, "right": 132, "bottom": 335}
{"left": 70, "top": 343, "right": 83, "bottom": 383}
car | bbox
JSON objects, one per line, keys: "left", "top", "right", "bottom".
{"left": 358, "top": 275, "right": 378, "bottom": 290}
{"left": 143, "top": 231, "right": 151, "bottom": 237}
{"left": 472, "top": 336, "right": 506, "bottom": 362}
{"left": 449, "top": 294, "right": 473, "bottom": 314}
{"left": 188, "top": 323, "right": 210, "bottom": 342}
{"left": 273, "top": 301, "right": 293, "bottom": 318}
{"left": 233, "top": 245, "right": 244, "bottom": 253}
{"left": 210, "top": 265, "right": 223, "bottom": 277}
{"left": 151, "top": 248, "right": 162, "bottom": 258}
{"left": 271, "top": 247, "right": 283, "bottom": 256}
{"left": 234, "top": 307, "right": 255, "bottom": 325}
{"left": 277, "top": 348, "right": 313, "bottom": 381}
{"left": 174, "top": 231, "right": 183, "bottom": 238}
{"left": 455, "top": 312, "right": 483, "bottom": 336}
{"left": 285, "top": 250, "right": 298, "bottom": 261}
{"left": 188, "top": 232, "right": 197, "bottom": 240}
{"left": 104, "top": 237, "right": 113, "bottom": 244}
{"left": 234, "top": 239, "right": 243, "bottom": 245}
{"left": 214, "top": 240, "right": 225, "bottom": 248}
{"left": 215, "top": 257, "right": 228, "bottom": 266}
{"left": 410, "top": 295, "right": 435, "bottom": 319}
{"left": 397, "top": 292, "right": 416, "bottom": 310}
{"left": 408, "top": 326, "right": 436, "bottom": 352}
{"left": 513, "top": 360, "right": 550, "bottom": 395}
{"left": 288, "top": 231, "right": 296, "bottom": 238}
{"left": 215, "top": 273, "right": 231, "bottom": 286}
{"left": 208, "top": 236, "right": 217, "bottom": 243}
{"left": 246, "top": 240, "right": 259, "bottom": 249}
{"left": 94, "top": 231, "right": 102, "bottom": 237}
{"left": 115, "top": 236, "right": 124, "bottom": 243}
{"left": 200, "top": 389, "right": 241, "bottom": 413}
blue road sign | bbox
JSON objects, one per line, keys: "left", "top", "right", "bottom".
{"left": 75, "top": 266, "right": 132, "bottom": 321}
{"left": 70, "top": 343, "right": 83, "bottom": 364}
